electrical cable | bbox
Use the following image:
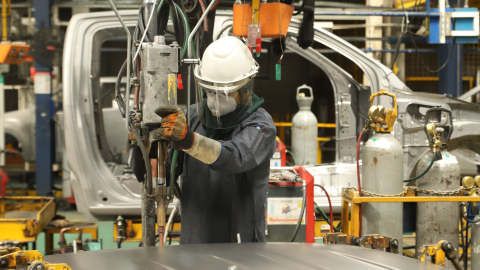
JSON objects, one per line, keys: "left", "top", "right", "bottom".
{"left": 210, "top": 0, "right": 222, "bottom": 11}
{"left": 133, "top": 0, "right": 158, "bottom": 63}
{"left": 197, "top": 0, "right": 208, "bottom": 31}
{"left": 185, "top": 0, "right": 198, "bottom": 14}
{"left": 115, "top": 59, "right": 127, "bottom": 118}
{"left": 138, "top": 5, "right": 151, "bottom": 42}
{"left": 460, "top": 223, "right": 472, "bottom": 233}
{"left": 459, "top": 239, "right": 471, "bottom": 261}
{"left": 315, "top": 184, "right": 334, "bottom": 233}
{"left": 215, "top": 24, "right": 232, "bottom": 40}
{"left": 170, "top": 149, "right": 182, "bottom": 199}
{"left": 408, "top": 30, "right": 455, "bottom": 73}
{"left": 290, "top": 181, "right": 307, "bottom": 242}
{"left": 158, "top": 0, "right": 194, "bottom": 58}
{"left": 403, "top": 151, "right": 437, "bottom": 182}
{"left": 129, "top": 121, "right": 153, "bottom": 195}
{"left": 399, "top": 0, "right": 453, "bottom": 73}
{"left": 390, "top": 0, "right": 411, "bottom": 70}
{"left": 293, "top": 0, "right": 305, "bottom": 16}
{"left": 314, "top": 202, "right": 339, "bottom": 232}
{"left": 461, "top": 202, "right": 480, "bottom": 223}
{"left": 174, "top": 1, "right": 193, "bottom": 58}
{"left": 390, "top": 31, "right": 405, "bottom": 70}
{"left": 465, "top": 219, "right": 468, "bottom": 269}
{"left": 356, "top": 129, "right": 365, "bottom": 236}
{"left": 460, "top": 217, "right": 465, "bottom": 264}
{"left": 164, "top": 201, "right": 178, "bottom": 244}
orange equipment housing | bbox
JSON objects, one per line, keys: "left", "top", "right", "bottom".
{"left": 232, "top": 3, "right": 294, "bottom": 38}
{"left": 0, "top": 43, "right": 32, "bottom": 64}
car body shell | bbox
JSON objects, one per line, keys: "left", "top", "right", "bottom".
{"left": 61, "top": 10, "right": 480, "bottom": 220}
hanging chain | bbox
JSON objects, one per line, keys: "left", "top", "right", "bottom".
{"left": 344, "top": 186, "right": 469, "bottom": 197}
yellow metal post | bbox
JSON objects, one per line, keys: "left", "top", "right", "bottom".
{"left": 2, "top": 0, "right": 7, "bottom": 41}
{"left": 341, "top": 193, "right": 351, "bottom": 235}
{"left": 252, "top": 0, "right": 260, "bottom": 24}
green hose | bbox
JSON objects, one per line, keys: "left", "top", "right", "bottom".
{"left": 403, "top": 151, "right": 437, "bottom": 182}
{"left": 315, "top": 202, "right": 340, "bottom": 232}
{"left": 170, "top": 149, "right": 181, "bottom": 199}
{"left": 286, "top": 150, "right": 297, "bottom": 165}
{"left": 158, "top": 0, "right": 196, "bottom": 59}
{"left": 157, "top": 0, "right": 196, "bottom": 200}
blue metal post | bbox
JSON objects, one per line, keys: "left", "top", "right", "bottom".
{"left": 33, "top": 0, "right": 54, "bottom": 195}
{"left": 439, "top": 44, "right": 463, "bottom": 97}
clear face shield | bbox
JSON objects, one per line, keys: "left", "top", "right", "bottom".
{"left": 195, "top": 79, "right": 254, "bottom": 129}
{"left": 193, "top": 61, "right": 259, "bottom": 129}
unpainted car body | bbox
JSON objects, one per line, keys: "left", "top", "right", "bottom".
{"left": 63, "top": 10, "right": 480, "bottom": 220}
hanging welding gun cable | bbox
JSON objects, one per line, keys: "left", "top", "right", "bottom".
{"left": 129, "top": 120, "right": 153, "bottom": 195}
{"left": 290, "top": 180, "right": 307, "bottom": 242}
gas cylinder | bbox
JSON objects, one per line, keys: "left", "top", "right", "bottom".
{"left": 292, "top": 84, "right": 317, "bottom": 165}
{"left": 362, "top": 90, "right": 403, "bottom": 252}
{"left": 415, "top": 108, "right": 459, "bottom": 268}
{"left": 415, "top": 150, "right": 460, "bottom": 268}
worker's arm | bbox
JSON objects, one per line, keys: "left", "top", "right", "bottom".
{"left": 155, "top": 106, "right": 276, "bottom": 170}
{"left": 155, "top": 106, "right": 221, "bottom": 164}
{"left": 209, "top": 110, "right": 277, "bottom": 173}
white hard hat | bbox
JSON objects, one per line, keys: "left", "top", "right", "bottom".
{"left": 194, "top": 36, "right": 259, "bottom": 93}
{"left": 194, "top": 37, "right": 260, "bottom": 130}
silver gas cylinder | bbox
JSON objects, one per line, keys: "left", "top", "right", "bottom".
{"left": 362, "top": 132, "right": 404, "bottom": 252}
{"left": 292, "top": 84, "right": 318, "bottom": 165}
{"left": 415, "top": 150, "right": 460, "bottom": 268}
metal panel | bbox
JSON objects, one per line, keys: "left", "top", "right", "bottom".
{"left": 44, "top": 243, "right": 445, "bottom": 270}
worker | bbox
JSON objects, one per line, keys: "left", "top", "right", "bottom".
{"left": 158, "top": 37, "right": 277, "bottom": 244}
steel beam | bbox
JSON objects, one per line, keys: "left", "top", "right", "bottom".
{"left": 33, "top": 0, "right": 54, "bottom": 196}
{"left": 439, "top": 44, "right": 463, "bottom": 97}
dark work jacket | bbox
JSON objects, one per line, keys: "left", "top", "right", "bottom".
{"left": 167, "top": 106, "right": 277, "bottom": 244}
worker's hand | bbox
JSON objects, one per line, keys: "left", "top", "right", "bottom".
{"left": 155, "top": 106, "right": 194, "bottom": 150}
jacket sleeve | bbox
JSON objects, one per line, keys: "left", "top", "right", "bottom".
{"left": 210, "top": 110, "right": 277, "bottom": 174}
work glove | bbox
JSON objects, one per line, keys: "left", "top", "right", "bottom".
{"left": 155, "top": 106, "right": 194, "bottom": 151}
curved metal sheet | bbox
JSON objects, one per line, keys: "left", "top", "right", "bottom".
{"left": 44, "top": 243, "right": 443, "bottom": 270}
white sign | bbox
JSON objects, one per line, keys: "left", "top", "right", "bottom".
{"left": 270, "top": 158, "right": 281, "bottom": 167}
{"left": 34, "top": 72, "right": 51, "bottom": 94}
{"left": 267, "top": 197, "right": 305, "bottom": 225}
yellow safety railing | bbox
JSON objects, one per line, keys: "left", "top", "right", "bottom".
{"left": 341, "top": 188, "right": 480, "bottom": 237}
